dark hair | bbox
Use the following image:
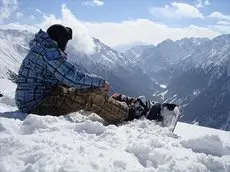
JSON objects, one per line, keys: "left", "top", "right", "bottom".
{"left": 47, "top": 24, "right": 73, "bottom": 51}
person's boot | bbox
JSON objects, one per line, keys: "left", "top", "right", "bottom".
{"left": 147, "top": 103, "right": 164, "bottom": 121}
{"left": 162, "top": 103, "right": 178, "bottom": 110}
{"left": 147, "top": 103, "right": 179, "bottom": 122}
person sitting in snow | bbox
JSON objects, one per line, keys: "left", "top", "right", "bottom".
{"left": 15, "top": 24, "right": 177, "bottom": 124}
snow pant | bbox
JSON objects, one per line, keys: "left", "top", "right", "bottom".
{"left": 31, "top": 86, "right": 129, "bottom": 124}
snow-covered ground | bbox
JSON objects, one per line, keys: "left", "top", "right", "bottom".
{"left": 0, "top": 79, "right": 230, "bottom": 172}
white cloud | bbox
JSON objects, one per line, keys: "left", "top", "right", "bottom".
{"left": 16, "top": 12, "right": 23, "bottom": 18}
{"left": 149, "top": 2, "right": 204, "bottom": 19}
{"left": 0, "top": 4, "right": 96, "bottom": 54}
{"left": 82, "top": 0, "right": 104, "bottom": 7}
{"left": 35, "top": 8, "right": 46, "bottom": 17}
{"left": 36, "top": 9, "right": 42, "bottom": 14}
{"left": 205, "top": 0, "right": 210, "bottom": 5}
{"left": 84, "top": 20, "right": 219, "bottom": 47}
{"left": 212, "top": 20, "right": 230, "bottom": 33}
{"left": 196, "top": 0, "right": 210, "bottom": 8}
{"left": 209, "top": 25, "right": 230, "bottom": 34}
{"left": 35, "top": 8, "right": 47, "bottom": 18}
{"left": 0, "top": 22, "right": 38, "bottom": 32}
{"left": 39, "top": 4, "right": 96, "bottom": 54}
{"left": 208, "top": 12, "right": 230, "bottom": 21}
{"left": 30, "top": 15, "right": 35, "bottom": 20}
{"left": 0, "top": 4, "right": 225, "bottom": 52}
{"left": 217, "top": 21, "right": 230, "bottom": 25}
{"left": 0, "top": 0, "right": 18, "bottom": 22}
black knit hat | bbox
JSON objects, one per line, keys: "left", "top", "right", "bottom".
{"left": 47, "top": 24, "right": 72, "bottom": 51}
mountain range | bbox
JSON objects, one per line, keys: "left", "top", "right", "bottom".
{"left": 124, "top": 34, "right": 230, "bottom": 130}
{"left": 0, "top": 28, "right": 230, "bottom": 130}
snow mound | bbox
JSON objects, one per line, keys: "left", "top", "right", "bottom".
{"left": 1, "top": 112, "right": 230, "bottom": 172}
{"left": 181, "top": 135, "right": 230, "bottom": 157}
{"left": 0, "top": 79, "right": 17, "bottom": 107}
{"left": 0, "top": 79, "right": 230, "bottom": 172}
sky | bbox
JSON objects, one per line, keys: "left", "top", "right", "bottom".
{"left": 0, "top": 0, "right": 230, "bottom": 52}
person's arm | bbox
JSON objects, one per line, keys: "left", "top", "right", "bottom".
{"left": 44, "top": 48, "right": 105, "bottom": 88}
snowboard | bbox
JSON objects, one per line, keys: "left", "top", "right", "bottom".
{"left": 160, "top": 104, "right": 181, "bottom": 132}
{"left": 147, "top": 102, "right": 181, "bottom": 132}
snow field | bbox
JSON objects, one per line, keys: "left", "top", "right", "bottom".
{"left": 0, "top": 79, "right": 230, "bottom": 172}
{"left": 0, "top": 111, "right": 230, "bottom": 172}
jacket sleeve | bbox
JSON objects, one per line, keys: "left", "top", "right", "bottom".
{"left": 44, "top": 49, "right": 105, "bottom": 88}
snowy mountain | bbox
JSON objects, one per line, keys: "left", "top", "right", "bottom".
{"left": 123, "top": 37, "right": 209, "bottom": 80}
{"left": 0, "top": 29, "right": 32, "bottom": 78}
{"left": 182, "top": 73, "right": 230, "bottom": 130}
{"left": 122, "top": 44, "right": 155, "bottom": 63}
{"left": 123, "top": 35, "right": 230, "bottom": 130}
{"left": 0, "top": 78, "right": 230, "bottom": 172}
{"left": 154, "top": 35, "right": 230, "bottom": 130}
{"left": 66, "top": 37, "right": 160, "bottom": 98}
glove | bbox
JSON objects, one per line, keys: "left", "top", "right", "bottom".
{"left": 112, "top": 93, "right": 121, "bottom": 101}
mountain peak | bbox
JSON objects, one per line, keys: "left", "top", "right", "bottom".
{"left": 212, "top": 33, "right": 230, "bottom": 43}
{"left": 159, "top": 39, "right": 174, "bottom": 45}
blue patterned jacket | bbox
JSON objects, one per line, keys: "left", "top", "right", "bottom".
{"left": 15, "top": 30, "right": 105, "bottom": 113}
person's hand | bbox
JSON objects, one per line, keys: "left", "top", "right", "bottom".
{"left": 100, "top": 81, "right": 110, "bottom": 92}
{"left": 112, "top": 93, "right": 121, "bottom": 101}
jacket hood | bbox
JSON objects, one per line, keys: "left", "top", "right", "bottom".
{"left": 29, "top": 29, "right": 58, "bottom": 50}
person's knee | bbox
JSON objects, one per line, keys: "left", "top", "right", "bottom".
{"left": 88, "top": 91, "right": 107, "bottom": 105}
{"left": 108, "top": 97, "right": 128, "bottom": 112}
